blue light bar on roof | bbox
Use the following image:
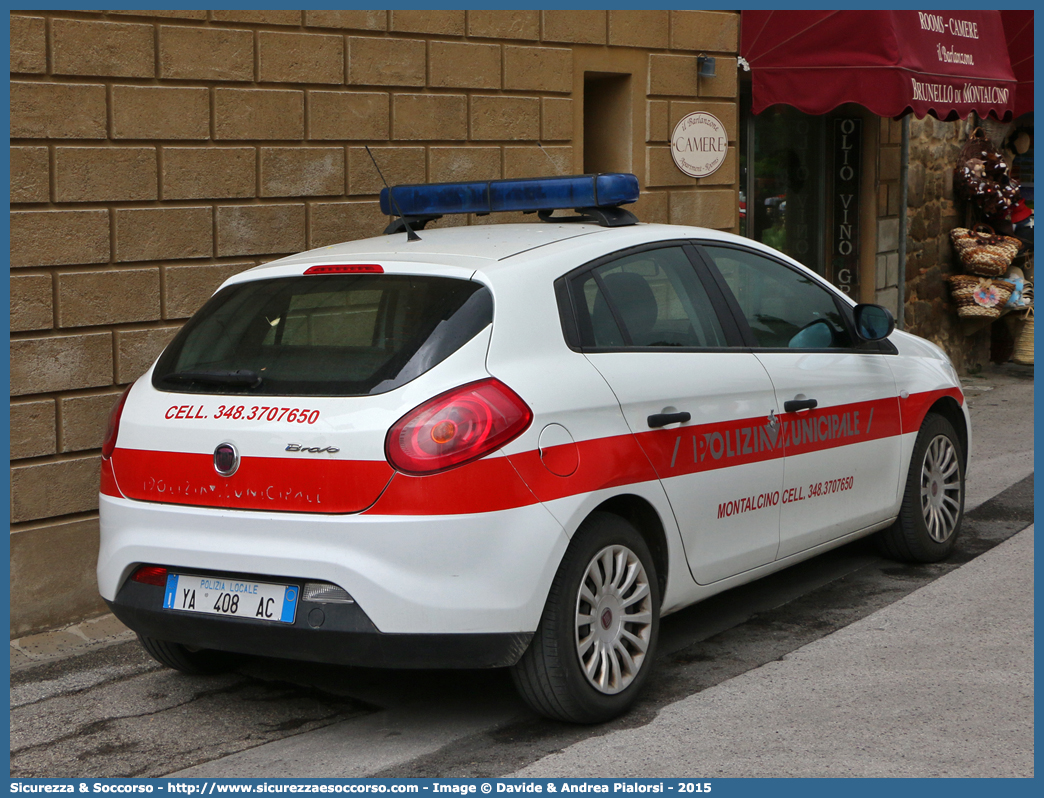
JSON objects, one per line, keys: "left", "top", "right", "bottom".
{"left": 379, "top": 173, "right": 640, "bottom": 218}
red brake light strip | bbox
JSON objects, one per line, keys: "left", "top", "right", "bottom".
{"left": 304, "top": 264, "right": 384, "bottom": 275}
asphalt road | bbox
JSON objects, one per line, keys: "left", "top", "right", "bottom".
{"left": 9, "top": 365, "right": 1033, "bottom": 779}
{"left": 512, "top": 523, "right": 1033, "bottom": 778}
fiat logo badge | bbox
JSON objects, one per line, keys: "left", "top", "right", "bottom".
{"left": 213, "top": 442, "right": 239, "bottom": 477}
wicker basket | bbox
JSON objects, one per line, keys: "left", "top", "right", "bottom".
{"left": 947, "top": 275, "right": 1016, "bottom": 319}
{"left": 1012, "top": 307, "right": 1034, "bottom": 365}
{"left": 950, "top": 225, "right": 1022, "bottom": 277}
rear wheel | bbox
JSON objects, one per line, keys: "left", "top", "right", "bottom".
{"left": 877, "top": 412, "right": 965, "bottom": 562}
{"left": 511, "top": 512, "right": 660, "bottom": 723}
{"left": 138, "top": 635, "right": 236, "bottom": 675}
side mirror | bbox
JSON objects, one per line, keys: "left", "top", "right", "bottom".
{"left": 853, "top": 304, "right": 895, "bottom": 341}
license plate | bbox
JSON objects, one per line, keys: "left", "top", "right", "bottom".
{"left": 163, "top": 574, "right": 298, "bottom": 624}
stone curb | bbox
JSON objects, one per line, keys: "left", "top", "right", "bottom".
{"left": 9, "top": 612, "right": 134, "bottom": 671}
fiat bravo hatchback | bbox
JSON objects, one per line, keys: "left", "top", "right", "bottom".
{"left": 99, "top": 174, "right": 969, "bottom": 723}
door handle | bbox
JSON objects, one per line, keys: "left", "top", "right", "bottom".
{"left": 784, "top": 398, "right": 818, "bottom": 413}
{"left": 648, "top": 411, "right": 691, "bottom": 428}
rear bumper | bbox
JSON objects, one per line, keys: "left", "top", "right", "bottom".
{"left": 109, "top": 578, "right": 531, "bottom": 669}
{"left": 98, "top": 493, "right": 569, "bottom": 636}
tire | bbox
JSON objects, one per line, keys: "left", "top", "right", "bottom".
{"left": 511, "top": 512, "right": 660, "bottom": 724}
{"left": 876, "top": 412, "right": 965, "bottom": 563}
{"left": 138, "top": 635, "right": 236, "bottom": 675}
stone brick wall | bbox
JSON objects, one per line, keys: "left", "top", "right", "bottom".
{"left": 875, "top": 117, "right": 903, "bottom": 315}
{"left": 9, "top": 9, "right": 741, "bottom": 636}
{"left": 902, "top": 116, "right": 988, "bottom": 373}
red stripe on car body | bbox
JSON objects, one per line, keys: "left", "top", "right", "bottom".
{"left": 100, "top": 456, "right": 120, "bottom": 498}
{"left": 506, "top": 434, "right": 660, "bottom": 505}
{"left": 365, "top": 456, "right": 540, "bottom": 515}
{"left": 103, "top": 388, "right": 963, "bottom": 516}
{"left": 109, "top": 449, "right": 394, "bottom": 514}
{"left": 898, "top": 387, "right": 964, "bottom": 433}
{"left": 633, "top": 396, "right": 903, "bottom": 480}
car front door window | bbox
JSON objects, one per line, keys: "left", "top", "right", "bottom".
{"left": 702, "top": 245, "right": 852, "bottom": 349}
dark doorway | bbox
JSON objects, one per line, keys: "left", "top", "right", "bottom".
{"left": 584, "top": 72, "right": 631, "bottom": 174}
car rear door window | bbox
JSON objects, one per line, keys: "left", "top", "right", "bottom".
{"left": 572, "top": 247, "right": 728, "bottom": 349}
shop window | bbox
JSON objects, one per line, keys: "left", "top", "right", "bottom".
{"left": 740, "top": 82, "right": 827, "bottom": 273}
{"left": 584, "top": 73, "right": 632, "bottom": 174}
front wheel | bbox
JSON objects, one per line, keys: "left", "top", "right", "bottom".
{"left": 511, "top": 512, "right": 660, "bottom": 723}
{"left": 877, "top": 412, "right": 965, "bottom": 562}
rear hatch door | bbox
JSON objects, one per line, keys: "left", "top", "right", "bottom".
{"left": 109, "top": 268, "right": 493, "bottom": 514}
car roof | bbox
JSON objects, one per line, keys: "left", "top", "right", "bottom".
{"left": 219, "top": 220, "right": 855, "bottom": 309}
{"left": 241, "top": 222, "right": 758, "bottom": 277}
{"left": 259, "top": 223, "right": 607, "bottom": 269}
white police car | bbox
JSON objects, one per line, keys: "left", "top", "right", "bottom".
{"left": 98, "top": 174, "right": 969, "bottom": 723}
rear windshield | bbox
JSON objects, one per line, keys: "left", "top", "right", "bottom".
{"left": 153, "top": 274, "right": 493, "bottom": 396}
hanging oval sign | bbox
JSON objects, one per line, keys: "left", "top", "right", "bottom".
{"left": 671, "top": 111, "right": 729, "bottom": 178}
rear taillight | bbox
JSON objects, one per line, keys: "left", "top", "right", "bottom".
{"left": 101, "top": 383, "right": 134, "bottom": 460}
{"left": 386, "top": 378, "right": 533, "bottom": 475}
{"left": 131, "top": 565, "right": 168, "bottom": 587}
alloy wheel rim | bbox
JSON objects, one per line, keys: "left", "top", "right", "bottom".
{"left": 575, "top": 544, "right": 653, "bottom": 695}
{"left": 919, "top": 434, "right": 962, "bottom": 543}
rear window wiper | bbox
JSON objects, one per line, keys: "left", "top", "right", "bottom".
{"left": 163, "top": 369, "right": 262, "bottom": 388}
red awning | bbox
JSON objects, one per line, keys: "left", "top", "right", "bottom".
{"left": 741, "top": 10, "right": 1018, "bottom": 121}
{"left": 1000, "top": 10, "right": 1033, "bottom": 118}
